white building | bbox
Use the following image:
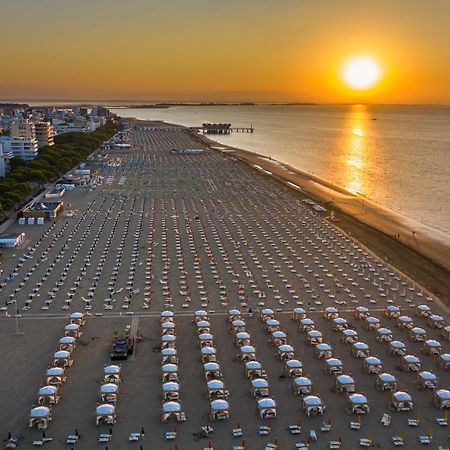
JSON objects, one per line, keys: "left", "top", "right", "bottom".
{"left": 0, "top": 141, "right": 13, "bottom": 177}
{"left": 10, "top": 118, "right": 36, "bottom": 140}
{"left": 0, "top": 136, "right": 39, "bottom": 161}
{"left": 35, "top": 122, "right": 55, "bottom": 148}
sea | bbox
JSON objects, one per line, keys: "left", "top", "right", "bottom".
{"left": 110, "top": 105, "right": 450, "bottom": 239}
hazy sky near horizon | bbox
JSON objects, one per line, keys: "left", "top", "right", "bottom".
{"left": 1, "top": 0, "right": 450, "bottom": 103}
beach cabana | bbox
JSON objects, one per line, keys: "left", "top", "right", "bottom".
{"left": 162, "top": 348, "right": 178, "bottom": 364}
{"left": 227, "top": 309, "right": 241, "bottom": 323}
{"left": 38, "top": 385, "right": 60, "bottom": 406}
{"left": 162, "top": 364, "right": 179, "bottom": 382}
{"left": 277, "top": 344, "right": 295, "bottom": 360}
{"left": 302, "top": 395, "right": 325, "bottom": 417}
{"left": 325, "top": 357, "right": 343, "bottom": 376}
{"left": 265, "top": 319, "right": 280, "bottom": 333}
{"left": 162, "top": 334, "right": 176, "bottom": 349}
{"left": 390, "top": 391, "right": 413, "bottom": 412}
{"left": 335, "top": 374, "right": 355, "bottom": 394}
{"left": 306, "top": 330, "right": 323, "bottom": 345}
{"left": 341, "top": 329, "right": 358, "bottom": 344}
{"left": 104, "top": 365, "right": 121, "bottom": 384}
{"left": 53, "top": 350, "right": 73, "bottom": 368}
{"left": 194, "top": 309, "right": 209, "bottom": 323}
{"left": 69, "top": 312, "right": 85, "bottom": 326}
{"left": 230, "top": 319, "right": 246, "bottom": 334}
{"left": 204, "top": 362, "right": 223, "bottom": 381}
{"left": 347, "top": 393, "right": 369, "bottom": 415}
{"left": 396, "top": 315, "right": 414, "bottom": 330}
{"left": 415, "top": 304, "right": 432, "bottom": 318}
{"left": 376, "top": 327, "right": 393, "bottom": 343}
{"left": 292, "top": 307, "right": 307, "bottom": 321}
{"left": 196, "top": 320, "right": 211, "bottom": 335}
{"left": 400, "top": 354, "right": 421, "bottom": 372}
{"left": 363, "top": 356, "right": 383, "bottom": 374}
{"left": 245, "top": 360, "right": 266, "bottom": 379}
{"left": 162, "top": 401, "right": 184, "bottom": 423}
{"left": 239, "top": 345, "right": 256, "bottom": 362}
{"left": 409, "top": 327, "right": 427, "bottom": 342}
{"left": 260, "top": 308, "right": 274, "bottom": 322}
{"left": 96, "top": 403, "right": 116, "bottom": 425}
{"left": 59, "top": 336, "right": 76, "bottom": 353}
{"left": 428, "top": 314, "right": 445, "bottom": 329}
{"left": 251, "top": 378, "right": 270, "bottom": 398}
{"left": 46, "top": 367, "right": 66, "bottom": 386}
{"left": 376, "top": 372, "right": 398, "bottom": 392}
{"left": 416, "top": 371, "right": 438, "bottom": 390}
{"left": 284, "top": 359, "right": 303, "bottom": 377}
{"left": 161, "top": 310, "right": 175, "bottom": 323}
{"left": 161, "top": 321, "right": 176, "bottom": 335}
{"left": 198, "top": 333, "right": 214, "bottom": 348}
{"left": 257, "top": 398, "right": 277, "bottom": 419}
{"left": 364, "top": 316, "right": 381, "bottom": 331}
{"left": 270, "top": 331, "right": 287, "bottom": 346}
{"left": 438, "top": 353, "right": 450, "bottom": 370}
{"left": 441, "top": 325, "right": 450, "bottom": 341}
{"left": 331, "top": 317, "right": 348, "bottom": 332}
{"left": 322, "top": 307, "right": 339, "bottom": 320}
{"left": 354, "top": 306, "right": 369, "bottom": 320}
{"left": 351, "top": 342, "right": 370, "bottom": 359}
{"left": 433, "top": 389, "right": 450, "bottom": 409}
{"left": 65, "top": 323, "right": 82, "bottom": 338}
{"left": 293, "top": 376, "right": 313, "bottom": 396}
{"left": 207, "top": 380, "right": 228, "bottom": 400}
{"left": 29, "top": 406, "right": 52, "bottom": 429}
{"left": 299, "top": 318, "right": 315, "bottom": 333}
{"left": 315, "top": 343, "right": 333, "bottom": 359}
{"left": 100, "top": 383, "right": 119, "bottom": 404}
{"left": 422, "top": 339, "right": 442, "bottom": 355}
{"left": 235, "top": 331, "right": 251, "bottom": 348}
{"left": 387, "top": 340, "right": 407, "bottom": 357}
{"left": 210, "top": 399, "right": 230, "bottom": 420}
{"left": 163, "top": 382, "right": 180, "bottom": 401}
{"left": 385, "top": 305, "right": 401, "bottom": 319}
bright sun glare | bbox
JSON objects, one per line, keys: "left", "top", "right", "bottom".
{"left": 342, "top": 57, "right": 381, "bottom": 90}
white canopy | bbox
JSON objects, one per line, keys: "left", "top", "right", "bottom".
{"left": 258, "top": 398, "right": 276, "bottom": 408}
{"left": 100, "top": 383, "right": 119, "bottom": 394}
{"left": 162, "top": 348, "right": 177, "bottom": 356}
{"left": 207, "top": 380, "right": 224, "bottom": 390}
{"left": 70, "top": 312, "right": 83, "bottom": 319}
{"left": 294, "top": 376, "right": 312, "bottom": 386}
{"left": 392, "top": 391, "right": 412, "bottom": 402}
{"left": 96, "top": 404, "right": 115, "bottom": 415}
{"left": 197, "top": 320, "right": 211, "bottom": 328}
{"left": 252, "top": 378, "right": 269, "bottom": 388}
{"left": 163, "top": 401, "right": 181, "bottom": 412}
{"left": 201, "top": 346, "right": 216, "bottom": 355}
{"left": 211, "top": 399, "right": 229, "bottom": 410}
{"left": 163, "top": 382, "right": 180, "bottom": 392}
{"left": 204, "top": 362, "right": 220, "bottom": 371}
{"left": 47, "top": 367, "right": 64, "bottom": 376}
{"left": 199, "top": 333, "right": 214, "bottom": 341}
{"left": 348, "top": 393, "right": 368, "bottom": 404}
{"left": 286, "top": 359, "right": 303, "bottom": 368}
{"left": 236, "top": 332, "right": 251, "bottom": 339}
{"left": 30, "top": 406, "right": 50, "bottom": 418}
{"left": 245, "top": 361, "right": 261, "bottom": 369}
{"left": 435, "top": 389, "right": 450, "bottom": 400}
{"left": 303, "top": 395, "right": 322, "bottom": 406}
{"left": 104, "top": 365, "right": 121, "bottom": 374}
{"left": 65, "top": 323, "right": 79, "bottom": 331}
{"left": 60, "top": 336, "right": 76, "bottom": 345}
{"left": 378, "top": 372, "right": 396, "bottom": 382}
{"left": 241, "top": 345, "right": 256, "bottom": 353}
{"left": 337, "top": 375, "right": 354, "bottom": 384}
{"left": 38, "top": 386, "right": 57, "bottom": 396}
{"left": 195, "top": 310, "right": 208, "bottom": 317}
{"left": 162, "top": 364, "right": 178, "bottom": 373}
{"left": 261, "top": 308, "right": 274, "bottom": 315}
{"left": 161, "top": 310, "right": 174, "bottom": 317}
{"left": 162, "top": 334, "right": 176, "bottom": 342}
{"left": 54, "top": 350, "right": 70, "bottom": 359}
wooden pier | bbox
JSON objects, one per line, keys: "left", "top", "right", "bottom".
{"left": 190, "top": 123, "right": 254, "bottom": 134}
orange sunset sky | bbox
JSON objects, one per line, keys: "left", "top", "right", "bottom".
{"left": 1, "top": 0, "right": 450, "bottom": 104}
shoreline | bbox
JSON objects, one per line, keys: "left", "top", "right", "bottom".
{"left": 127, "top": 118, "right": 450, "bottom": 305}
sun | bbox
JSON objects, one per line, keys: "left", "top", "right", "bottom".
{"left": 342, "top": 56, "right": 382, "bottom": 90}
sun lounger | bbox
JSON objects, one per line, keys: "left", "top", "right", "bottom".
{"left": 129, "top": 432, "right": 143, "bottom": 441}
{"left": 436, "top": 417, "right": 448, "bottom": 426}
{"left": 98, "top": 433, "right": 112, "bottom": 443}
{"left": 359, "top": 438, "right": 373, "bottom": 447}
{"left": 265, "top": 444, "right": 277, "bottom": 449}
{"left": 165, "top": 431, "right": 177, "bottom": 440}
{"left": 381, "top": 413, "right": 392, "bottom": 426}
{"left": 289, "top": 425, "right": 301, "bottom": 434}
{"left": 65, "top": 435, "right": 79, "bottom": 444}
{"left": 259, "top": 425, "right": 271, "bottom": 435}
{"left": 232, "top": 427, "right": 243, "bottom": 437}
{"left": 329, "top": 442, "right": 342, "bottom": 449}
{"left": 407, "top": 419, "right": 419, "bottom": 427}
{"left": 321, "top": 422, "right": 332, "bottom": 432}
{"left": 32, "top": 441, "right": 43, "bottom": 447}
{"left": 350, "top": 421, "right": 361, "bottom": 430}
{"left": 392, "top": 436, "right": 404, "bottom": 446}
{"left": 419, "top": 435, "right": 431, "bottom": 444}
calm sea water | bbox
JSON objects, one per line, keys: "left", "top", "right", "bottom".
{"left": 111, "top": 105, "right": 450, "bottom": 235}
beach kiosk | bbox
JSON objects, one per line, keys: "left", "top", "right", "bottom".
{"left": 315, "top": 343, "right": 333, "bottom": 359}
{"left": 416, "top": 371, "right": 438, "bottom": 390}
{"left": 387, "top": 340, "right": 407, "bottom": 357}
{"left": 292, "top": 307, "right": 307, "bottom": 321}
{"left": 415, "top": 304, "right": 432, "bottom": 318}
{"left": 161, "top": 310, "right": 175, "bottom": 323}
{"left": 438, "top": 353, "right": 450, "bottom": 370}
{"left": 385, "top": 305, "right": 401, "bottom": 319}
{"left": 210, "top": 399, "right": 230, "bottom": 420}
{"left": 161, "top": 321, "right": 175, "bottom": 336}
{"left": 390, "top": 391, "right": 413, "bottom": 412}
{"left": 239, "top": 345, "right": 256, "bottom": 362}
{"left": 428, "top": 314, "right": 445, "bottom": 329}
{"left": 245, "top": 360, "right": 266, "bottom": 379}
{"left": 53, "top": 350, "right": 72, "bottom": 368}
{"left": 235, "top": 331, "right": 251, "bottom": 348}
{"left": 410, "top": 327, "right": 427, "bottom": 342}
{"left": 201, "top": 346, "right": 217, "bottom": 363}
{"left": 433, "top": 389, "right": 450, "bottom": 409}
{"left": 258, "top": 398, "right": 277, "bottom": 419}
{"left": 227, "top": 309, "right": 241, "bottom": 323}
{"left": 331, "top": 317, "right": 348, "bottom": 332}
{"left": 302, "top": 395, "right": 325, "bottom": 417}
{"left": 252, "top": 378, "right": 270, "bottom": 398}
{"left": 376, "top": 327, "right": 393, "bottom": 343}
{"left": 299, "top": 318, "right": 315, "bottom": 333}
{"left": 29, "top": 406, "right": 52, "bottom": 429}
{"left": 197, "top": 320, "right": 211, "bottom": 335}
{"left": 271, "top": 331, "right": 287, "bottom": 346}
{"left": 162, "top": 334, "right": 176, "bottom": 349}
{"left": 323, "top": 307, "right": 339, "bottom": 320}
{"left": 306, "top": 330, "right": 323, "bottom": 345}
{"left": 347, "top": 393, "right": 369, "bottom": 415}
{"left": 422, "top": 339, "right": 442, "bottom": 355}
{"left": 265, "top": 319, "right": 280, "bottom": 333}
{"left": 46, "top": 367, "right": 66, "bottom": 386}
{"left": 163, "top": 382, "right": 180, "bottom": 401}
{"left": 162, "top": 364, "right": 179, "bottom": 382}
{"left": 194, "top": 309, "right": 209, "bottom": 323}
{"left": 96, "top": 403, "right": 116, "bottom": 425}
{"left": 69, "top": 312, "right": 85, "bottom": 326}
{"left": 293, "top": 376, "right": 313, "bottom": 396}
{"left": 285, "top": 359, "right": 303, "bottom": 377}
{"left": 354, "top": 306, "right": 369, "bottom": 320}
{"left": 396, "top": 315, "right": 414, "bottom": 330}
{"left": 59, "top": 336, "right": 76, "bottom": 353}
{"left": 376, "top": 373, "right": 398, "bottom": 392}
{"left": 162, "top": 401, "right": 184, "bottom": 423}
{"left": 207, "top": 380, "right": 228, "bottom": 400}
{"left": 204, "top": 362, "right": 223, "bottom": 381}
{"left": 230, "top": 319, "right": 246, "bottom": 334}
{"left": 65, "top": 323, "right": 82, "bottom": 339}
{"left": 351, "top": 342, "right": 370, "bottom": 358}
{"left": 335, "top": 375, "right": 356, "bottom": 394}
{"left": 363, "top": 356, "right": 383, "bottom": 374}
{"left": 341, "top": 329, "right": 358, "bottom": 344}
{"left": 260, "top": 308, "right": 274, "bottom": 322}
{"left": 198, "top": 333, "right": 214, "bottom": 348}
{"left": 104, "top": 365, "right": 121, "bottom": 384}
{"left": 325, "top": 357, "right": 343, "bottom": 376}
{"left": 277, "top": 344, "right": 295, "bottom": 360}
{"left": 364, "top": 316, "right": 381, "bottom": 331}
{"left": 38, "top": 385, "right": 60, "bottom": 406}
{"left": 400, "top": 354, "right": 421, "bottom": 372}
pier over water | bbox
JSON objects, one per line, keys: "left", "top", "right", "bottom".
{"left": 190, "top": 123, "right": 254, "bottom": 134}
